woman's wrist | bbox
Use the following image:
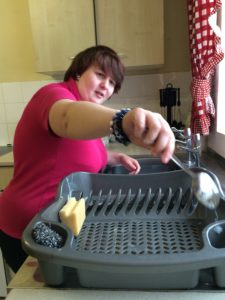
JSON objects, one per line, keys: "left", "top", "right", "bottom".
{"left": 110, "top": 108, "right": 131, "bottom": 146}
{"left": 107, "top": 151, "right": 123, "bottom": 166}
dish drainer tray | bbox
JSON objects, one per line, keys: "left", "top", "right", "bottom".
{"left": 22, "top": 170, "right": 225, "bottom": 289}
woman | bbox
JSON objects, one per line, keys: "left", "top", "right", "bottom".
{"left": 0, "top": 45, "right": 175, "bottom": 273}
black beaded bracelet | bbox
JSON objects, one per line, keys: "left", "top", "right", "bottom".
{"left": 110, "top": 108, "right": 131, "bottom": 146}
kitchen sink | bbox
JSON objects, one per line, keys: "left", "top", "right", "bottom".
{"left": 102, "top": 157, "right": 180, "bottom": 174}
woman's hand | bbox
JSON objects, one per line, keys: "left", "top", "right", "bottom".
{"left": 122, "top": 108, "right": 175, "bottom": 164}
{"left": 107, "top": 151, "right": 141, "bottom": 175}
{"left": 119, "top": 154, "right": 141, "bottom": 175}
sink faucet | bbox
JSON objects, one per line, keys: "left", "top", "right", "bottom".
{"left": 171, "top": 127, "right": 201, "bottom": 167}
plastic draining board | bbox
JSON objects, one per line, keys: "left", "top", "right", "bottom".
{"left": 22, "top": 171, "right": 225, "bottom": 289}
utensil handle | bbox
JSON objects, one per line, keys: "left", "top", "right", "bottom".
{"left": 171, "top": 155, "right": 195, "bottom": 178}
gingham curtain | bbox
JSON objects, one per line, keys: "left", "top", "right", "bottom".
{"left": 187, "top": 0, "right": 224, "bottom": 135}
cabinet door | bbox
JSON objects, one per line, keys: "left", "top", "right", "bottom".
{"left": 94, "top": 0, "right": 164, "bottom": 68}
{"left": 28, "top": 0, "right": 96, "bottom": 74}
{"left": 0, "top": 167, "right": 13, "bottom": 190}
{"left": 0, "top": 250, "right": 7, "bottom": 297}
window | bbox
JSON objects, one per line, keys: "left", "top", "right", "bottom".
{"left": 216, "top": 3, "right": 225, "bottom": 135}
{"left": 208, "top": 4, "right": 225, "bottom": 158}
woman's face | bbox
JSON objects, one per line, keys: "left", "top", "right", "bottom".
{"left": 76, "top": 64, "right": 116, "bottom": 104}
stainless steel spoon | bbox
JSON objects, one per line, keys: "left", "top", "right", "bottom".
{"left": 171, "top": 155, "right": 225, "bottom": 210}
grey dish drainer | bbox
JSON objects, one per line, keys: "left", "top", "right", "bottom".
{"left": 22, "top": 170, "right": 225, "bottom": 289}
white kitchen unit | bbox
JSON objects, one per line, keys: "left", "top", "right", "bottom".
{"left": 5, "top": 288, "right": 225, "bottom": 300}
{"left": 0, "top": 151, "right": 14, "bottom": 297}
{"left": 28, "top": 0, "right": 96, "bottom": 74}
{"left": 94, "top": 0, "right": 164, "bottom": 69}
{"left": 0, "top": 150, "right": 14, "bottom": 191}
{"left": 0, "top": 166, "right": 13, "bottom": 190}
{"left": 0, "top": 249, "right": 7, "bottom": 297}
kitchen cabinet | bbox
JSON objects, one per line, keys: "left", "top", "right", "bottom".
{"left": 28, "top": 0, "right": 96, "bottom": 74}
{"left": 28, "top": 0, "right": 164, "bottom": 74}
{"left": 0, "top": 250, "right": 7, "bottom": 297}
{"left": 0, "top": 166, "right": 13, "bottom": 190}
{"left": 94, "top": 0, "right": 164, "bottom": 69}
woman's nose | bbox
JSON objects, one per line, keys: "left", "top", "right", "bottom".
{"left": 100, "top": 78, "right": 109, "bottom": 89}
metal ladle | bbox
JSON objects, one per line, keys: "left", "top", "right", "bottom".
{"left": 171, "top": 155, "right": 225, "bottom": 210}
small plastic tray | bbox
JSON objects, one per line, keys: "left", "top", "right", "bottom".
{"left": 22, "top": 170, "right": 225, "bottom": 289}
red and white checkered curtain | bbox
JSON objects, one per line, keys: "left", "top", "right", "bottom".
{"left": 187, "top": 0, "right": 224, "bottom": 135}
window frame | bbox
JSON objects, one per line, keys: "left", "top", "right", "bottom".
{"left": 207, "top": 5, "right": 225, "bottom": 158}
{"left": 216, "top": 3, "right": 225, "bottom": 135}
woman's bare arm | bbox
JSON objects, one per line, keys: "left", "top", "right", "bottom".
{"left": 49, "top": 100, "right": 175, "bottom": 163}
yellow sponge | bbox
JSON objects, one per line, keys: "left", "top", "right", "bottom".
{"left": 59, "top": 197, "right": 86, "bottom": 236}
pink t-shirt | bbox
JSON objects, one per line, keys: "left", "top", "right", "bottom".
{"left": 0, "top": 78, "right": 107, "bottom": 238}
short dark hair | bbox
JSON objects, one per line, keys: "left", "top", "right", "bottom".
{"left": 64, "top": 45, "right": 125, "bottom": 93}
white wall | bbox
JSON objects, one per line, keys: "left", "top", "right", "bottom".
{"left": 0, "top": 71, "right": 192, "bottom": 146}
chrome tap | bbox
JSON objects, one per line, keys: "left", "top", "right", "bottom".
{"left": 172, "top": 127, "right": 201, "bottom": 167}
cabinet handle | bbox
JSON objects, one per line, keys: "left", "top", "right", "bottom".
{"left": 69, "top": 56, "right": 74, "bottom": 60}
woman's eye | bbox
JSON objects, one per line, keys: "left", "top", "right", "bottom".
{"left": 95, "top": 70, "right": 115, "bottom": 87}
{"left": 110, "top": 79, "right": 116, "bottom": 87}
{"left": 96, "top": 71, "right": 104, "bottom": 78}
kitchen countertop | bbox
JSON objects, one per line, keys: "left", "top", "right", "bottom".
{"left": 7, "top": 257, "right": 225, "bottom": 300}
{"left": 5, "top": 288, "right": 225, "bottom": 300}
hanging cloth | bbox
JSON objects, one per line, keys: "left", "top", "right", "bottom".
{"left": 187, "top": 0, "right": 224, "bottom": 135}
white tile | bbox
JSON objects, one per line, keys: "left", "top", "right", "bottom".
{"left": 175, "top": 72, "right": 192, "bottom": 94}
{"left": 110, "top": 92, "right": 121, "bottom": 101}
{"left": 7, "top": 123, "right": 17, "bottom": 145}
{"left": 119, "top": 75, "right": 146, "bottom": 98}
{"left": 5, "top": 103, "right": 25, "bottom": 123}
{"left": 103, "top": 71, "right": 191, "bottom": 106}
{"left": 39, "top": 80, "right": 56, "bottom": 88}
{"left": 2, "top": 82, "right": 23, "bottom": 103}
{"left": 20, "top": 81, "right": 42, "bottom": 103}
{"left": 133, "top": 98, "right": 161, "bottom": 111}
{"left": 139, "top": 75, "right": 161, "bottom": 99}
{"left": 158, "top": 72, "right": 192, "bottom": 97}
{"left": 0, "top": 124, "right": 9, "bottom": 145}
{"left": 0, "top": 84, "right": 4, "bottom": 104}
{"left": 118, "top": 72, "right": 192, "bottom": 101}
{"left": 106, "top": 96, "right": 124, "bottom": 107}
{"left": 0, "top": 72, "right": 192, "bottom": 147}
{"left": 0, "top": 103, "right": 6, "bottom": 123}
{"left": 158, "top": 73, "right": 177, "bottom": 89}
{"left": 106, "top": 97, "right": 160, "bottom": 112}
